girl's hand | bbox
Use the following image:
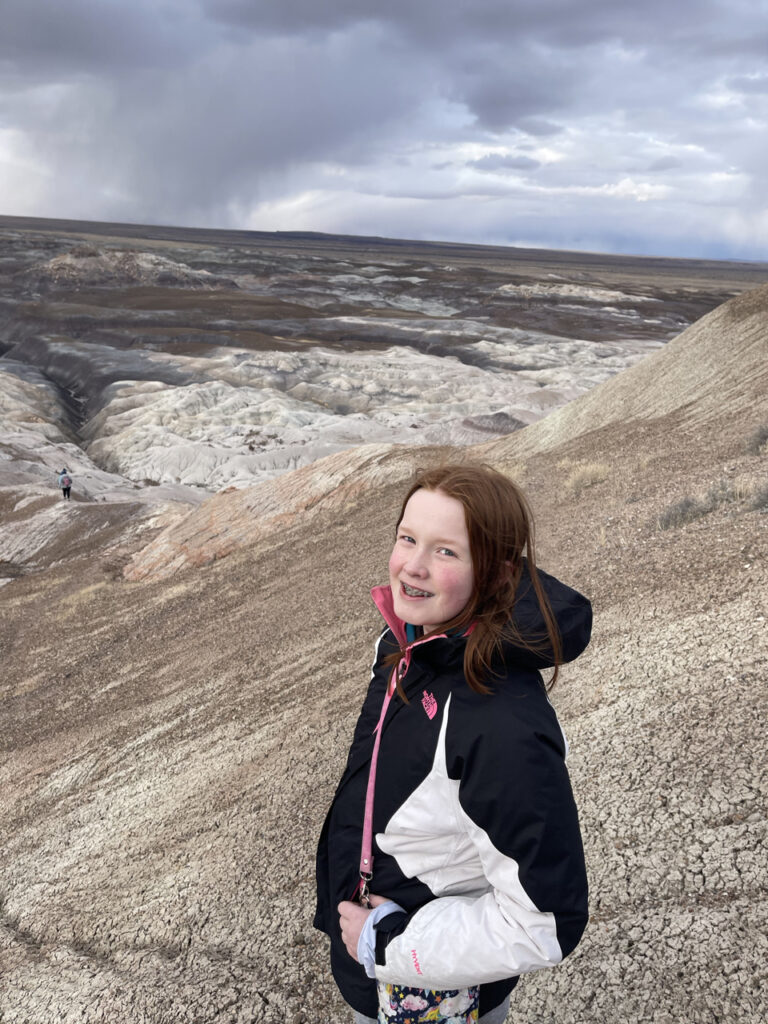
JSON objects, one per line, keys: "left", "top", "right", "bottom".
{"left": 337, "top": 894, "right": 389, "bottom": 961}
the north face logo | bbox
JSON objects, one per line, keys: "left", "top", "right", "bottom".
{"left": 421, "top": 690, "right": 438, "bottom": 719}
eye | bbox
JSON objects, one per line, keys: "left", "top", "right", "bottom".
{"left": 438, "top": 547, "right": 457, "bottom": 557}
{"left": 398, "top": 532, "right": 415, "bottom": 544}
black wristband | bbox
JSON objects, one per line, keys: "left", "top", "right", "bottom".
{"left": 373, "top": 910, "right": 409, "bottom": 966}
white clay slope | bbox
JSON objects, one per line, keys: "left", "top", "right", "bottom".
{"left": 76, "top": 335, "right": 657, "bottom": 491}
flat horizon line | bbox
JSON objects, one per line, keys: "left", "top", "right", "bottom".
{"left": 1, "top": 211, "right": 767, "bottom": 270}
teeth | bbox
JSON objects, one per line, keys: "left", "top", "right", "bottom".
{"left": 403, "top": 583, "right": 432, "bottom": 597}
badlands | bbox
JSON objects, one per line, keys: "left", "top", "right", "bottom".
{"left": 1, "top": 216, "right": 767, "bottom": 1023}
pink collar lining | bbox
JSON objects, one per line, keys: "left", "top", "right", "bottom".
{"left": 370, "top": 583, "right": 475, "bottom": 651}
{"left": 370, "top": 583, "right": 407, "bottom": 648}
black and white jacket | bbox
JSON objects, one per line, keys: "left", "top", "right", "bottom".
{"left": 314, "top": 566, "right": 592, "bottom": 1019}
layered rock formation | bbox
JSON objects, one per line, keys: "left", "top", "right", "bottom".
{"left": 16, "top": 245, "right": 238, "bottom": 292}
{"left": 9, "top": 218, "right": 755, "bottom": 589}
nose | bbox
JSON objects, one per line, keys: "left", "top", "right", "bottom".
{"left": 403, "top": 550, "right": 428, "bottom": 577}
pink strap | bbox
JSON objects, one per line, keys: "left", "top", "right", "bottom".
{"left": 355, "top": 608, "right": 453, "bottom": 904}
{"left": 358, "top": 664, "right": 401, "bottom": 903}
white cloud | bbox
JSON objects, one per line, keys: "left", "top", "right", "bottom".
{"left": 599, "top": 178, "right": 671, "bottom": 202}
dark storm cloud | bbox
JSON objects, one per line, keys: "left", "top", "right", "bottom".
{"left": 0, "top": 0, "right": 199, "bottom": 77}
{"left": 452, "top": 57, "right": 582, "bottom": 133}
{"left": 102, "top": 29, "right": 422, "bottom": 221}
{"left": 1, "top": 0, "right": 767, "bottom": 257}
{"left": 201, "top": 0, "right": 749, "bottom": 132}
{"left": 203, "top": 0, "right": 732, "bottom": 52}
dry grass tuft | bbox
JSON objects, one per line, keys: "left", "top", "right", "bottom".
{"left": 564, "top": 462, "right": 611, "bottom": 496}
{"left": 58, "top": 581, "right": 110, "bottom": 618}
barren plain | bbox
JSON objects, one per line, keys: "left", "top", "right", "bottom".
{"left": 1, "top": 217, "right": 767, "bottom": 1024}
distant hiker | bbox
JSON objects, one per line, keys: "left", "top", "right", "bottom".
{"left": 315, "top": 463, "right": 592, "bottom": 1024}
{"left": 57, "top": 468, "right": 72, "bottom": 501}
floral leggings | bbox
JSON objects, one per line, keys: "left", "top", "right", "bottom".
{"left": 351, "top": 984, "right": 510, "bottom": 1024}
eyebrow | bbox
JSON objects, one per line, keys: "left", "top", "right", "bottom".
{"left": 398, "top": 523, "right": 468, "bottom": 549}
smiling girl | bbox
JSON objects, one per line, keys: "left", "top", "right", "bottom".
{"left": 315, "top": 463, "right": 592, "bottom": 1024}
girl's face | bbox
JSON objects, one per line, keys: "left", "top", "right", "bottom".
{"left": 389, "top": 487, "right": 474, "bottom": 633}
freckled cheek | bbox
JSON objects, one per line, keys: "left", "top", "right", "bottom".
{"left": 438, "top": 566, "right": 474, "bottom": 602}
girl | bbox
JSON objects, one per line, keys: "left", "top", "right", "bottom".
{"left": 315, "top": 463, "right": 591, "bottom": 1024}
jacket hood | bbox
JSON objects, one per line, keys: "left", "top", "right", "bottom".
{"left": 372, "top": 560, "right": 592, "bottom": 670}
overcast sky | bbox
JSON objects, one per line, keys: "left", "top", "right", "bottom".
{"left": 1, "top": 0, "right": 767, "bottom": 259}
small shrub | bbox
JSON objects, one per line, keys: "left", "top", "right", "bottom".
{"left": 745, "top": 424, "right": 768, "bottom": 455}
{"left": 0, "top": 560, "right": 25, "bottom": 579}
{"left": 703, "top": 478, "right": 736, "bottom": 509}
{"left": 750, "top": 483, "right": 768, "bottom": 511}
{"left": 658, "top": 475, "right": 756, "bottom": 529}
{"left": 658, "top": 496, "right": 706, "bottom": 530}
{"left": 565, "top": 462, "right": 610, "bottom": 496}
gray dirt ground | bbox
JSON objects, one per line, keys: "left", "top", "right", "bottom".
{"left": 1, "top": 247, "right": 767, "bottom": 1023}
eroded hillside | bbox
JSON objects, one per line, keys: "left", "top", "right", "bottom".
{"left": 1, "top": 256, "right": 767, "bottom": 1024}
